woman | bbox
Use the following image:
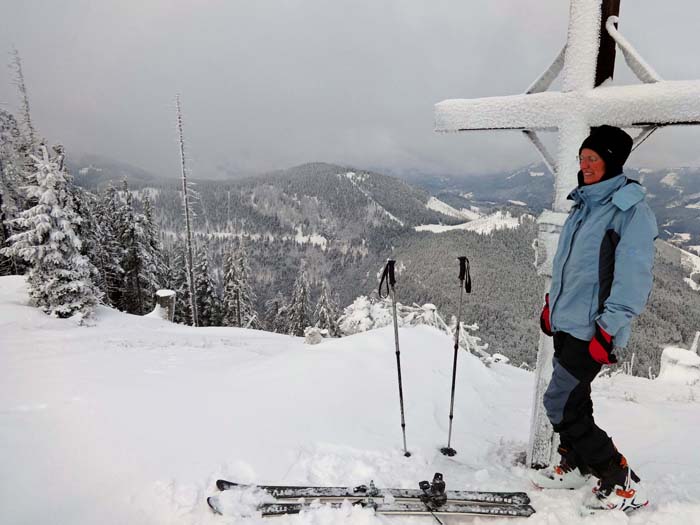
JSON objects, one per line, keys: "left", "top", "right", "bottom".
{"left": 531, "top": 125, "right": 657, "bottom": 513}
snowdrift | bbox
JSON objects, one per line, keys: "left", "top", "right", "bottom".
{"left": 2, "top": 275, "right": 700, "bottom": 524}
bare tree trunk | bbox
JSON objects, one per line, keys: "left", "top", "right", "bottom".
{"left": 11, "top": 48, "right": 36, "bottom": 147}
{"left": 176, "top": 95, "right": 198, "bottom": 327}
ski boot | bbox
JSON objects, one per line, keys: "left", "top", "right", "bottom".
{"left": 530, "top": 446, "right": 591, "bottom": 490}
{"left": 583, "top": 454, "right": 648, "bottom": 513}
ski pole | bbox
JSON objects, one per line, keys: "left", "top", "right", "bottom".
{"left": 379, "top": 259, "right": 411, "bottom": 457}
{"left": 441, "top": 256, "right": 471, "bottom": 457}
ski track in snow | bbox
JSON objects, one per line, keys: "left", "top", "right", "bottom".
{"left": 2, "top": 275, "right": 700, "bottom": 524}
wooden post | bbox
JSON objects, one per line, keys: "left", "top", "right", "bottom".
{"left": 154, "top": 289, "right": 176, "bottom": 322}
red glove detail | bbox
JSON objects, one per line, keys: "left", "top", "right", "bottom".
{"left": 589, "top": 324, "right": 617, "bottom": 364}
{"left": 540, "top": 293, "right": 553, "bottom": 337}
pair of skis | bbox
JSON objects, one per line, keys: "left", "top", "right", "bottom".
{"left": 207, "top": 473, "right": 535, "bottom": 519}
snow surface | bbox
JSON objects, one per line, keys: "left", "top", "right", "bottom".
{"left": 341, "top": 172, "right": 404, "bottom": 227}
{"left": 293, "top": 226, "right": 328, "bottom": 250}
{"left": 660, "top": 172, "right": 680, "bottom": 187}
{"left": 415, "top": 211, "right": 525, "bottom": 235}
{"left": 425, "top": 197, "right": 478, "bottom": 221}
{"left": 3, "top": 275, "right": 700, "bottom": 524}
{"left": 658, "top": 347, "right": 700, "bottom": 385}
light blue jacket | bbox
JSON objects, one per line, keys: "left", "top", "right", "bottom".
{"left": 549, "top": 174, "right": 658, "bottom": 348}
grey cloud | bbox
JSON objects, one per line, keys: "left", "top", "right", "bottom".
{"left": 1, "top": 0, "right": 698, "bottom": 178}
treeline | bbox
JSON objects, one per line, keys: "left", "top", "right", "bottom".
{"left": 0, "top": 103, "right": 344, "bottom": 335}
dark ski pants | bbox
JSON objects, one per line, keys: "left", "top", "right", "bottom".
{"left": 543, "top": 332, "right": 617, "bottom": 470}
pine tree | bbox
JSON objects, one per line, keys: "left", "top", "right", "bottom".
{"left": 222, "top": 244, "right": 259, "bottom": 328}
{"left": 221, "top": 250, "right": 241, "bottom": 326}
{"left": 1, "top": 145, "right": 100, "bottom": 319}
{"left": 97, "top": 184, "right": 127, "bottom": 306}
{"left": 193, "top": 246, "right": 220, "bottom": 326}
{"left": 11, "top": 48, "right": 37, "bottom": 148}
{"left": 65, "top": 184, "right": 112, "bottom": 301}
{"left": 0, "top": 110, "right": 24, "bottom": 275}
{"left": 286, "top": 266, "right": 311, "bottom": 336}
{"left": 142, "top": 195, "right": 168, "bottom": 287}
{"left": 170, "top": 244, "right": 192, "bottom": 325}
{"left": 264, "top": 292, "right": 287, "bottom": 333}
{"left": 118, "top": 181, "right": 161, "bottom": 314}
{"left": 313, "top": 279, "right": 340, "bottom": 337}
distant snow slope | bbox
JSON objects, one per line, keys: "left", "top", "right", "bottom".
{"left": 660, "top": 172, "right": 680, "bottom": 187}
{"left": 342, "top": 172, "right": 404, "bottom": 226}
{"left": 415, "top": 211, "right": 525, "bottom": 234}
{"left": 2, "top": 275, "right": 700, "bottom": 524}
{"left": 425, "top": 196, "right": 480, "bottom": 221}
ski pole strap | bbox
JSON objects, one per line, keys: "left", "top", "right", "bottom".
{"left": 458, "top": 256, "right": 472, "bottom": 293}
{"left": 379, "top": 259, "right": 396, "bottom": 299}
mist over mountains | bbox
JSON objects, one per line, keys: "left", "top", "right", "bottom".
{"left": 69, "top": 156, "right": 700, "bottom": 375}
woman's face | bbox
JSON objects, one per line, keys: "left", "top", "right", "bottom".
{"left": 579, "top": 148, "right": 606, "bottom": 185}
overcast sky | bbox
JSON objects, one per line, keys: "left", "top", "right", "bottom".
{"left": 1, "top": 0, "right": 699, "bottom": 179}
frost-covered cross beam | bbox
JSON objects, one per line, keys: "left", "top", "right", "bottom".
{"left": 433, "top": 0, "right": 700, "bottom": 469}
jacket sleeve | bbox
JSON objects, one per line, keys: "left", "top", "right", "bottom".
{"left": 596, "top": 202, "right": 658, "bottom": 338}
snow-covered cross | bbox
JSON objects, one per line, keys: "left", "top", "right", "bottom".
{"left": 434, "top": 0, "right": 700, "bottom": 468}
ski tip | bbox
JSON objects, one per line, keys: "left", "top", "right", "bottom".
{"left": 207, "top": 496, "right": 222, "bottom": 515}
{"left": 215, "top": 479, "right": 228, "bottom": 491}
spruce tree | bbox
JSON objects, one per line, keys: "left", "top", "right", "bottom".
{"left": 1, "top": 145, "right": 100, "bottom": 319}
{"left": 98, "top": 184, "right": 127, "bottom": 307}
{"left": 142, "top": 195, "right": 167, "bottom": 287}
{"left": 0, "top": 110, "right": 24, "bottom": 275}
{"left": 118, "top": 181, "right": 161, "bottom": 314}
{"left": 313, "top": 279, "right": 340, "bottom": 337}
{"left": 286, "top": 266, "right": 311, "bottom": 336}
{"left": 264, "top": 292, "right": 287, "bottom": 333}
{"left": 193, "top": 246, "right": 220, "bottom": 326}
{"left": 170, "top": 245, "right": 192, "bottom": 325}
{"left": 222, "top": 250, "right": 241, "bottom": 326}
{"left": 222, "top": 245, "right": 259, "bottom": 328}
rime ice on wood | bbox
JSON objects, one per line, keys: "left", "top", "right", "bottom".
{"left": 146, "top": 289, "right": 176, "bottom": 322}
{"left": 434, "top": 0, "right": 700, "bottom": 468}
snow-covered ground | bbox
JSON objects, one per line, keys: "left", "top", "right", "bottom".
{"left": 2, "top": 275, "right": 700, "bottom": 524}
{"left": 415, "top": 211, "right": 525, "bottom": 234}
{"left": 425, "top": 197, "right": 480, "bottom": 221}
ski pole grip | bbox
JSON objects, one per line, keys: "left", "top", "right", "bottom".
{"left": 458, "top": 257, "right": 467, "bottom": 281}
{"left": 387, "top": 259, "right": 396, "bottom": 287}
{"left": 378, "top": 259, "right": 397, "bottom": 298}
{"left": 458, "top": 256, "right": 472, "bottom": 293}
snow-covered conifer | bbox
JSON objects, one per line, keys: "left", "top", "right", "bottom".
{"left": 221, "top": 250, "right": 241, "bottom": 326}
{"left": 97, "top": 185, "right": 127, "bottom": 306}
{"left": 286, "top": 266, "right": 311, "bottom": 336}
{"left": 222, "top": 244, "right": 259, "bottom": 328}
{"left": 11, "top": 48, "right": 37, "bottom": 148}
{"left": 313, "top": 279, "right": 340, "bottom": 337}
{"left": 193, "top": 246, "right": 220, "bottom": 326}
{"left": 118, "top": 181, "right": 161, "bottom": 314}
{"left": 0, "top": 110, "right": 24, "bottom": 275}
{"left": 264, "top": 292, "right": 287, "bottom": 333}
{"left": 1, "top": 146, "right": 100, "bottom": 319}
{"left": 142, "top": 195, "right": 168, "bottom": 286}
{"left": 169, "top": 245, "right": 192, "bottom": 325}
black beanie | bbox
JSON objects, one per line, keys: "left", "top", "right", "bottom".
{"left": 579, "top": 125, "right": 633, "bottom": 178}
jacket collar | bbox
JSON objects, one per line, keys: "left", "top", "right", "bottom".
{"left": 568, "top": 174, "right": 627, "bottom": 206}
